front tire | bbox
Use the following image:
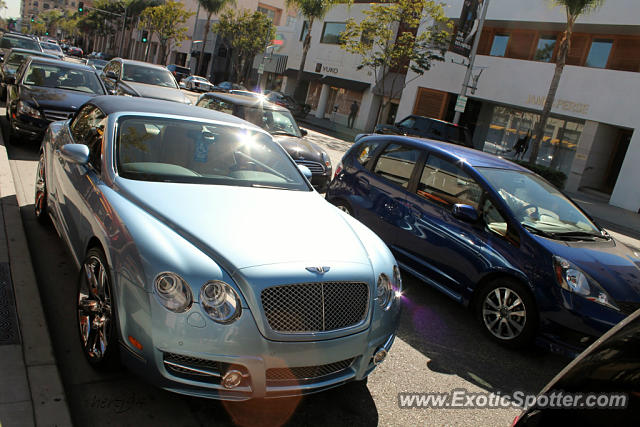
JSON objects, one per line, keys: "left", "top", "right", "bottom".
{"left": 77, "top": 247, "right": 120, "bottom": 370}
{"left": 475, "top": 278, "right": 537, "bottom": 348}
{"left": 34, "top": 152, "right": 49, "bottom": 225}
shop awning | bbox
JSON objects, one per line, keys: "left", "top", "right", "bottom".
{"left": 320, "top": 75, "right": 370, "bottom": 92}
{"left": 252, "top": 54, "right": 288, "bottom": 74}
{"left": 283, "top": 68, "right": 322, "bottom": 81}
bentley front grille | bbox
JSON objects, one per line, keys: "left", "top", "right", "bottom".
{"left": 261, "top": 282, "right": 369, "bottom": 333}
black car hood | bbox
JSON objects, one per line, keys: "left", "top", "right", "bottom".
{"left": 272, "top": 135, "right": 324, "bottom": 162}
{"left": 22, "top": 85, "right": 99, "bottom": 111}
{"left": 121, "top": 81, "right": 189, "bottom": 103}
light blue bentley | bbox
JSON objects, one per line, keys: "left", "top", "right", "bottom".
{"left": 35, "top": 96, "right": 401, "bottom": 399}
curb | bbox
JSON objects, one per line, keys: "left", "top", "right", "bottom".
{"left": 0, "top": 138, "right": 73, "bottom": 426}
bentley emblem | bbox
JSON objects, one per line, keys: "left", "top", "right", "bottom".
{"left": 306, "top": 266, "right": 330, "bottom": 274}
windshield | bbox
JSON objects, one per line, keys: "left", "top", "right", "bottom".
{"left": 477, "top": 167, "right": 601, "bottom": 236}
{"left": 122, "top": 64, "right": 177, "bottom": 88}
{"left": 116, "top": 117, "right": 310, "bottom": 191}
{"left": 41, "top": 43, "right": 62, "bottom": 53}
{"left": 241, "top": 106, "right": 301, "bottom": 137}
{"left": 23, "top": 63, "right": 105, "bottom": 94}
{"left": 88, "top": 59, "right": 107, "bottom": 69}
{"left": 1, "top": 36, "right": 41, "bottom": 51}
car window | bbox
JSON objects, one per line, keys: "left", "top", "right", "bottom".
{"left": 240, "top": 107, "right": 301, "bottom": 137}
{"left": 23, "top": 63, "right": 104, "bottom": 94}
{"left": 428, "top": 121, "right": 445, "bottom": 138}
{"left": 482, "top": 198, "right": 508, "bottom": 237}
{"left": 122, "top": 64, "right": 177, "bottom": 88}
{"left": 116, "top": 117, "right": 310, "bottom": 191}
{"left": 1, "top": 36, "right": 41, "bottom": 51}
{"left": 354, "top": 141, "right": 382, "bottom": 168}
{"left": 71, "top": 106, "right": 106, "bottom": 143}
{"left": 373, "top": 143, "right": 421, "bottom": 189}
{"left": 397, "top": 117, "right": 415, "bottom": 128}
{"left": 445, "top": 125, "right": 466, "bottom": 145}
{"left": 417, "top": 155, "right": 482, "bottom": 209}
{"left": 199, "top": 97, "right": 234, "bottom": 115}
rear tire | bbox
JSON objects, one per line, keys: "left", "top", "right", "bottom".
{"left": 474, "top": 278, "right": 538, "bottom": 348}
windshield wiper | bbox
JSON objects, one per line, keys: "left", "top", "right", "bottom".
{"left": 549, "top": 231, "right": 609, "bottom": 240}
{"left": 250, "top": 183, "right": 289, "bottom": 190}
{"left": 521, "top": 223, "right": 555, "bottom": 238}
{"left": 270, "top": 130, "right": 299, "bottom": 137}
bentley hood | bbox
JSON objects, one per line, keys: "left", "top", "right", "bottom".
{"left": 115, "top": 179, "right": 372, "bottom": 271}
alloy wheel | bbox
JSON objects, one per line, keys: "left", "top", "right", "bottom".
{"left": 78, "top": 254, "right": 113, "bottom": 364}
{"left": 481, "top": 287, "right": 527, "bottom": 340}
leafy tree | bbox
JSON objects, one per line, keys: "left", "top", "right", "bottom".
{"left": 528, "top": 0, "right": 605, "bottom": 165}
{"left": 196, "top": 0, "right": 235, "bottom": 75}
{"left": 213, "top": 9, "right": 276, "bottom": 83}
{"left": 340, "top": 0, "right": 451, "bottom": 125}
{"left": 139, "top": 0, "right": 194, "bottom": 63}
{"left": 40, "top": 9, "right": 64, "bottom": 36}
{"left": 285, "top": 0, "right": 350, "bottom": 100}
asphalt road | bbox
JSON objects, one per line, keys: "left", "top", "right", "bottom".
{"left": 2, "top": 106, "right": 569, "bottom": 426}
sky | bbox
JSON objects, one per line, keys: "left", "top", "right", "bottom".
{"left": 5, "top": 0, "right": 21, "bottom": 19}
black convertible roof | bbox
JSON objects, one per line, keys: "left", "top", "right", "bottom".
{"left": 86, "top": 95, "right": 252, "bottom": 127}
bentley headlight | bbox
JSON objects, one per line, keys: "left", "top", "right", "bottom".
{"left": 553, "top": 256, "right": 619, "bottom": 311}
{"left": 376, "top": 273, "right": 393, "bottom": 310}
{"left": 154, "top": 272, "right": 193, "bottom": 313}
{"left": 200, "top": 280, "right": 241, "bottom": 323}
{"left": 18, "top": 101, "right": 43, "bottom": 119}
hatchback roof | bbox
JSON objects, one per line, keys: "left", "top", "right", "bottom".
{"left": 362, "top": 134, "right": 531, "bottom": 172}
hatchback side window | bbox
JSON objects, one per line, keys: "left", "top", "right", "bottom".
{"left": 417, "top": 155, "right": 482, "bottom": 209}
{"left": 373, "top": 144, "right": 421, "bottom": 189}
{"left": 482, "top": 198, "right": 508, "bottom": 237}
{"left": 354, "top": 141, "right": 381, "bottom": 169}
{"left": 397, "top": 117, "right": 415, "bottom": 129}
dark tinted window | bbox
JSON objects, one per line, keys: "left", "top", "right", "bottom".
{"left": 373, "top": 144, "right": 421, "bottom": 188}
{"left": 417, "top": 155, "right": 482, "bottom": 208}
{"left": 354, "top": 141, "right": 382, "bottom": 168}
{"left": 445, "top": 125, "right": 466, "bottom": 145}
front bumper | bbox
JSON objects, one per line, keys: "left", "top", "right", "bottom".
{"left": 118, "top": 287, "right": 400, "bottom": 400}
{"left": 10, "top": 112, "right": 50, "bottom": 140}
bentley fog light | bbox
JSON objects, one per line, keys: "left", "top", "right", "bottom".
{"left": 376, "top": 273, "right": 393, "bottom": 310}
{"left": 154, "top": 272, "right": 193, "bottom": 313}
{"left": 200, "top": 280, "right": 242, "bottom": 323}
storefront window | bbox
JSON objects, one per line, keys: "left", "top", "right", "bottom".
{"left": 482, "top": 105, "right": 583, "bottom": 175}
{"left": 490, "top": 34, "right": 509, "bottom": 57}
{"left": 585, "top": 39, "right": 613, "bottom": 68}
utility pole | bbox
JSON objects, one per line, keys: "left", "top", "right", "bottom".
{"left": 453, "top": 0, "right": 491, "bottom": 125}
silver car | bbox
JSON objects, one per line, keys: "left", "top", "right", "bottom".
{"left": 35, "top": 96, "right": 401, "bottom": 400}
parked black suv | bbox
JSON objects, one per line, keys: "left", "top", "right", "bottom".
{"left": 375, "top": 115, "right": 472, "bottom": 147}
{"left": 166, "top": 64, "right": 190, "bottom": 82}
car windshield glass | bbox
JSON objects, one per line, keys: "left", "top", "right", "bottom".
{"left": 41, "top": 43, "right": 62, "bottom": 52}
{"left": 477, "top": 167, "right": 601, "bottom": 236}
{"left": 23, "top": 63, "right": 105, "bottom": 94}
{"left": 5, "top": 53, "right": 29, "bottom": 69}
{"left": 445, "top": 125, "right": 465, "bottom": 145}
{"left": 241, "top": 106, "right": 301, "bottom": 137}
{"left": 1, "top": 36, "right": 40, "bottom": 51}
{"left": 116, "top": 117, "right": 310, "bottom": 191}
{"left": 122, "top": 64, "right": 177, "bottom": 88}
{"left": 88, "top": 60, "right": 107, "bottom": 69}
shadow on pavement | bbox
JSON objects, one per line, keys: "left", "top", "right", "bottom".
{"left": 396, "top": 275, "right": 568, "bottom": 396}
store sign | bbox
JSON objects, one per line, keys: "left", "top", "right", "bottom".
{"left": 449, "top": 0, "right": 484, "bottom": 58}
{"left": 315, "top": 63, "right": 339, "bottom": 74}
{"left": 526, "top": 94, "right": 590, "bottom": 115}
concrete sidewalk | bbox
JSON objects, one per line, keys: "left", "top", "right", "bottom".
{"left": 0, "top": 138, "right": 72, "bottom": 426}
{"left": 298, "top": 115, "right": 361, "bottom": 142}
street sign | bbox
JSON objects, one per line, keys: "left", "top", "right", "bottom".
{"left": 455, "top": 95, "right": 468, "bottom": 113}
{"left": 257, "top": 63, "right": 265, "bottom": 74}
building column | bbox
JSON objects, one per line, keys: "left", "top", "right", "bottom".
{"left": 315, "top": 84, "right": 330, "bottom": 119}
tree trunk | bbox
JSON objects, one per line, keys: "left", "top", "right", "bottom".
{"left": 529, "top": 17, "right": 574, "bottom": 166}
{"left": 294, "top": 18, "right": 313, "bottom": 102}
{"left": 198, "top": 12, "right": 213, "bottom": 76}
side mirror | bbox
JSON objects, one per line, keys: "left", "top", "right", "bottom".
{"left": 297, "top": 164, "right": 312, "bottom": 180}
{"left": 60, "top": 144, "right": 90, "bottom": 165}
{"left": 452, "top": 204, "right": 479, "bottom": 223}
{"left": 105, "top": 70, "right": 117, "bottom": 80}
{"left": 300, "top": 128, "right": 307, "bottom": 137}
{"left": 4, "top": 75, "right": 15, "bottom": 85}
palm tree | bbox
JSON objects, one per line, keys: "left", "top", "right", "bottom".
{"left": 196, "top": 0, "right": 235, "bottom": 76}
{"left": 286, "top": 0, "right": 346, "bottom": 100}
{"left": 528, "top": 0, "right": 604, "bottom": 166}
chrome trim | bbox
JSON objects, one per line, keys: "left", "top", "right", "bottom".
{"left": 163, "top": 360, "right": 221, "bottom": 377}
{"left": 294, "top": 159, "right": 324, "bottom": 174}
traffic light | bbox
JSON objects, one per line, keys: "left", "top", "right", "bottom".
{"left": 45, "top": 32, "right": 49, "bottom": 36}
{"left": 141, "top": 30, "right": 148, "bottom": 43}
{"left": 78, "top": 2, "right": 84, "bottom": 13}
{"left": 30, "top": 15, "right": 35, "bottom": 22}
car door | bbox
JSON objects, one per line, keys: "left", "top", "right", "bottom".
{"left": 53, "top": 105, "right": 107, "bottom": 259}
{"left": 396, "top": 153, "right": 487, "bottom": 300}
{"left": 352, "top": 141, "right": 423, "bottom": 247}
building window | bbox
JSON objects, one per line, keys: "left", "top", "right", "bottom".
{"left": 534, "top": 36, "right": 556, "bottom": 62}
{"left": 489, "top": 34, "right": 509, "bottom": 57}
{"left": 585, "top": 39, "right": 613, "bottom": 68}
{"left": 286, "top": 15, "right": 296, "bottom": 27}
{"left": 299, "top": 21, "right": 309, "bottom": 42}
{"left": 320, "top": 22, "right": 346, "bottom": 44}
{"left": 257, "top": 5, "right": 281, "bottom": 25}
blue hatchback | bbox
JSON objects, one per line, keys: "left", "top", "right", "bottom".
{"left": 326, "top": 135, "right": 640, "bottom": 353}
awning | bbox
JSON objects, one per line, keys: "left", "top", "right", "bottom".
{"left": 320, "top": 75, "right": 370, "bottom": 92}
{"left": 252, "top": 54, "right": 288, "bottom": 74}
{"left": 372, "top": 73, "right": 406, "bottom": 98}
{"left": 283, "top": 68, "right": 322, "bottom": 81}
